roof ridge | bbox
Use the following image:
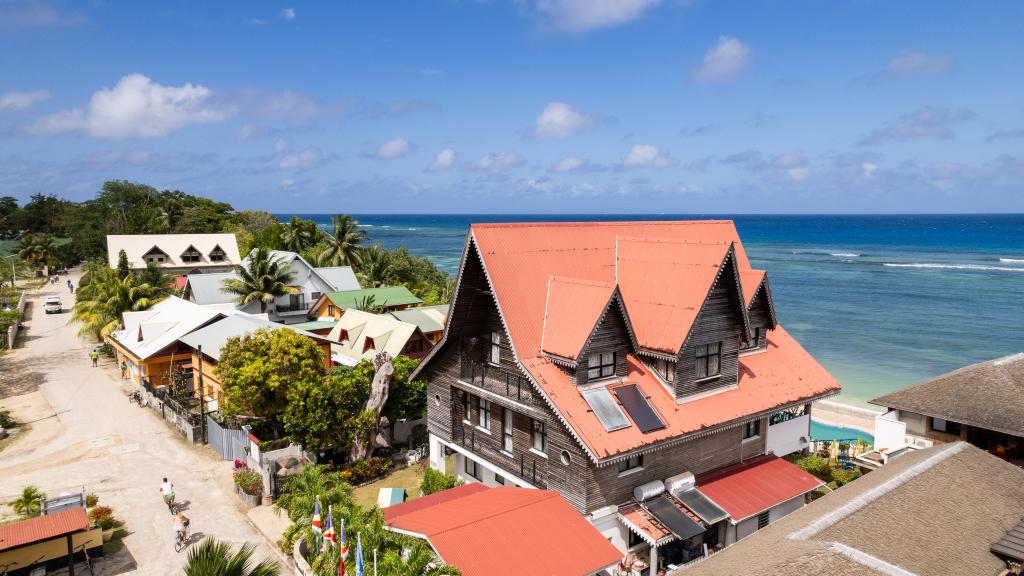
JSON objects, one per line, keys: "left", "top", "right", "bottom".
{"left": 472, "top": 220, "right": 735, "bottom": 229}
{"left": 548, "top": 275, "right": 615, "bottom": 288}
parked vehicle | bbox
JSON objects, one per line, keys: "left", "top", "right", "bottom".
{"left": 43, "top": 296, "right": 62, "bottom": 314}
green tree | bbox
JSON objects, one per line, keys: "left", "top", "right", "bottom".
{"left": 116, "top": 249, "right": 131, "bottom": 279}
{"left": 215, "top": 328, "right": 326, "bottom": 423}
{"left": 319, "top": 215, "right": 365, "bottom": 268}
{"left": 183, "top": 539, "right": 280, "bottom": 576}
{"left": 140, "top": 260, "right": 174, "bottom": 290}
{"left": 421, "top": 468, "right": 463, "bottom": 496}
{"left": 72, "top": 263, "right": 164, "bottom": 340}
{"left": 15, "top": 233, "right": 57, "bottom": 267}
{"left": 275, "top": 465, "right": 354, "bottom": 524}
{"left": 358, "top": 245, "right": 391, "bottom": 288}
{"left": 279, "top": 216, "right": 320, "bottom": 253}
{"left": 19, "top": 193, "right": 73, "bottom": 235}
{"left": 12, "top": 486, "right": 46, "bottom": 517}
{"left": 350, "top": 294, "right": 384, "bottom": 313}
{"left": 222, "top": 248, "right": 298, "bottom": 313}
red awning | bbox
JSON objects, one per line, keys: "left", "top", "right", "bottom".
{"left": 696, "top": 455, "right": 823, "bottom": 522}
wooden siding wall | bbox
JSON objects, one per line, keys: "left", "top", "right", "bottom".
{"left": 574, "top": 301, "right": 632, "bottom": 385}
{"left": 745, "top": 288, "right": 772, "bottom": 349}
{"left": 674, "top": 263, "right": 745, "bottom": 398}
{"left": 584, "top": 417, "right": 768, "bottom": 512}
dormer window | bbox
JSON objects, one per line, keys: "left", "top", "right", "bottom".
{"left": 363, "top": 336, "right": 375, "bottom": 353}
{"left": 339, "top": 329, "right": 349, "bottom": 343}
{"left": 143, "top": 246, "right": 169, "bottom": 264}
{"left": 742, "top": 327, "right": 763, "bottom": 351}
{"left": 653, "top": 358, "right": 676, "bottom": 383}
{"left": 696, "top": 342, "right": 722, "bottom": 379}
{"left": 181, "top": 246, "right": 202, "bottom": 263}
{"left": 209, "top": 245, "right": 227, "bottom": 262}
{"left": 587, "top": 352, "right": 616, "bottom": 381}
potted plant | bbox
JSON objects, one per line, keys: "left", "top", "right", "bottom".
{"left": 232, "top": 462, "right": 263, "bottom": 508}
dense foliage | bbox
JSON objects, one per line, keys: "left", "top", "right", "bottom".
{"left": 420, "top": 468, "right": 463, "bottom": 496}
{"left": 72, "top": 261, "right": 167, "bottom": 340}
{"left": 12, "top": 485, "right": 46, "bottom": 517}
{"left": 184, "top": 538, "right": 280, "bottom": 576}
{"left": 221, "top": 247, "right": 298, "bottom": 313}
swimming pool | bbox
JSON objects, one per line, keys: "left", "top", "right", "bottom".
{"left": 810, "top": 420, "right": 874, "bottom": 443}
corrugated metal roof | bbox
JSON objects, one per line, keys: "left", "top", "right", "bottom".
{"left": 312, "top": 266, "right": 361, "bottom": 291}
{"left": 540, "top": 276, "right": 614, "bottom": 360}
{"left": 183, "top": 272, "right": 238, "bottom": 305}
{"left": 388, "top": 305, "right": 449, "bottom": 335}
{"left": 107, "top": 233, "right": 240, "bottom": 269}
{"left": 179, "top": 314, "right": 328, "bottom": 361}
{"left": 326, "top": 309, "right": 420, "bottom": 365}
{"left": 0, "top": 508, "right": 89, "bottom": 552}
{"left": 992, "top": 518, "right": 1024, "bottom": 562}
{"left": 323, "top": 286, "right": 423, "bottom": 310}
{"left": 696, "top": 455, "right": 824, "bottom": 522}
{"left": 384, "top": 486, "right": 621, "bottom": 576}
{"left": 289, "top": 319, "right": 338, "bottom": 331}
{"left": 110, "top": 297, "right": 223, "bottom": 360}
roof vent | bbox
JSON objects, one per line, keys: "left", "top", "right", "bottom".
{"left": 664, "top": 471, "right": 695, "bottom": 494}
{"left": 633, "top": 479, "right": 665, "bottom": 503}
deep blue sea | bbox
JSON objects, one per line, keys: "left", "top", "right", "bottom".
{"left": 281, "top": 214, "right": 1024, "bottom": 406}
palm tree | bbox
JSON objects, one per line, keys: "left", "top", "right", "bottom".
{"left": 12, "top": 486, "right": 45, "bottom": 517}
{"left": 184, "top": 539, "right": 279, "bottom": 576}
{"left": 222, "top": 248, "right": 298, "bottom": 313}
{"left": 280, "top": 216, "right": 316, "bottom": 253}
{"left": 310, "top": 512, "right": 460, "bottom": 576}
{"left": 351, "top": 294, "right": 385, "bottom": 314}
{"left": 72, "top": 265, "right": 163, "bottom": 340}
{"left": 358, "top": 245, "right": 390, "bottom": 288}
{"left": 319, "top": 215, "right": 366, "bottom": 269}
{"left": 15, "top": 234, "right": 56, "bottom": 268}
{"left": 275, "top": 465, "right": 354, "bottom": 524}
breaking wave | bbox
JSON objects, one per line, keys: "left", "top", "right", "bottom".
{"left": 883, "top": 263, "right": 1024, "bottom": 272}
{"left": 830, "top": 252, "right": 860, "bottom": 257}
{"left": 999, "top": 258, "right": 1024, "bottom": 263}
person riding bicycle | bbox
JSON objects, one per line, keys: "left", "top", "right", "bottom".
{"left": 173, "top": 512, "right": 190, "bottom": 542}
{"left": 160, "top": 477, "right": 175, "bottom": 509}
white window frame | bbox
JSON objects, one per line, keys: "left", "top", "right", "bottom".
{"left": 489, "top": 331, "right": 501, "bottom": 365}
{"left": 531, "top": 419, "right": 546, "bottom": 454}
{"left": 502, "top": 408, "right": 514, "bottom": 453}
{"left": 463, "top": 393, "right": 473, "bottom": 424}
{"left": 478, "top": 398, "right": 491, "bottom": 431}
{"left": 696, "top": 341, "right": 722, "bottom": 379}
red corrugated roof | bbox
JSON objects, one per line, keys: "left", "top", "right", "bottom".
{"left": 385, "top": 486, "right": 622, "bottom": 576}
{"left": 0, "top": 508, "right": 89, "bottom": 552}
{"left": 541, "top": 277, "right": 615, "bottom": 360}
{"left": 468, "top": 220, "right": 840, "bottom": 460}
{"left": 619, "top": 502, "right": 672, "bottom": 544}
{"left": 383, "top": 483, "right": 488, "bottom": 524}
{"left": 696, "top": 455, "right": 823, "bottom": 522}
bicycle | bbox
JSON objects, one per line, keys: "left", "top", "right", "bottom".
{"left": 174, "top": 519, "right": 191, "bottom": 553}
{"left": 163, "top": 492, "right": 178, "bottom": 514}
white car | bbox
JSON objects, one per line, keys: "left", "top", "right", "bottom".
{"left": 43, "top": 296, "right": 62, "bottom": 314}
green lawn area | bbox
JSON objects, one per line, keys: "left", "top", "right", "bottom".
{"left": 352, "top": 462, "right": 428, "bottom": 510}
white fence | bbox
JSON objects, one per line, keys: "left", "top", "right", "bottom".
{"left": 1, "top": 291, "right": 26, "bottom": 349}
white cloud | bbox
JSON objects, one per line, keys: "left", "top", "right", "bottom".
{"left": 278, "top": 148, "right": 322, "bottom": 170}
{"left": 429, "top": 148, "right": 456, "bottom": 171}
{"left": 552, "top": 156, "right": 587, "bottom": 173}
{"left": 887, "top": 51, "right": 954, "bottom": 77}
{"left": 535, "top": 0, "right": 663, "bottom": 32}
{"left": 622, "top": 144, "right": 671, "bottom": 169}
{"left": 0, "top": 90, "right": 50, "bottom": 112}
{"left": 280, "top": 179, "right": 296, "bottom": 190}
{"left": 533, "top": 102, "right": 597, "bottom": 140}
{"left": 29, "top": 74, "right": 231, "bottom": 139}
{"left": 477, "top": 151, "right": 524, "bottom": 174}
{"left": 274, "top": 138, "right": 288, "bottom": 154}
{"left": 774, "top": 152, "right": 810, "bottom": 181}
{"left": 279, "top": 7, "right": 295, "bottom": 20}
{"left": 862, "top": 162, "right": 878, "bottom": 179}
{"left": 0, "top": 2, "right": 85, "bottom": 28}
{"left": 375, "top": 137, "right": 413, "bottom": 160}
{"left": 692, "top": 36, "right": 751, "bottom": 84}
{"left": 859, "top": 106, "right": 975, "bottom": 146}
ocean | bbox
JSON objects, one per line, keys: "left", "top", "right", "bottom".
{"left": 282, "top": 214, "right": 1024, "bottom": 406}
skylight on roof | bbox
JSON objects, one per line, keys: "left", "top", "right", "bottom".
{"left": 582, "top": 388, "right": 631, "bottom": 432}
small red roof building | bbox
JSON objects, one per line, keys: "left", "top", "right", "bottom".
{"left": 0, "top": 508, "right": 89, "bottom": 552}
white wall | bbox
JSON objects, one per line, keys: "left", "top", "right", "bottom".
{"left": 874, "top": 410, "right": 908, "bottom": 451}
{"left": 765, "top": 414, "right": 810, "bottom": 456}
{"left": 769, "top": 495, "right": 805, "bottom": 522}
{"left": 592, "top": 510, "right": 629, "bottom": 552}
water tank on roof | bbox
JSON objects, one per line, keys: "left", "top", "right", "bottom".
{"left": 664, "top": 471, "right": 695, "bottom": 494}
{"left": 633, "top": 480, "right": 665, "bottom": 502}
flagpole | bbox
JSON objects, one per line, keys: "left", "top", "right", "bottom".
{"left": 373, "top": 549, "right": 377, "bottom": 576}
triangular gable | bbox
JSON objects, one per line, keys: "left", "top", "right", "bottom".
{"left": 139, "top": 321, "right": 175, "bottom": 343}
{"left": 142, "top": 245, "right": 170, "bottom": 260}
{"left": 540, "top": 277, "right": 616, "bottom": 361}
{"left": 616, "top": 237, "right": 746, "bottom": 354}
{"left": 180, "top": 244, "right": 202, "bottom": 258}
{"left": 744, "top": 272, "right": 778, "bottom": 329}
{"left": 739, "top": 269, "right": 766, "bottom": 309}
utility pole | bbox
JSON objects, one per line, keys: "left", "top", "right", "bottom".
{"left": 197, "top": 345, "right": 206, "bottom": 443}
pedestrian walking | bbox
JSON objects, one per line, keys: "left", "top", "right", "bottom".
{"left": 90, "top": 349, "right": 99, "bottom": 367}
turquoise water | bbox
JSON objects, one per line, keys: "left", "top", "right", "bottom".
{"left": 281, "top": 214, "right": 1024, "bottom": 405}
{"left": 810, "top": 420, "right": 874, "bottom": 443}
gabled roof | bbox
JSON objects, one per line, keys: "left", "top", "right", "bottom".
{"left": 178, "top": 313, "right": 330, "bottom": 362}
{"left": 740, "top": 269, "right": 767, "bottom": 308}
{"left": 312, "top": 266, "right": 361, "bottom": 291}
{"left": 313, "top": 286, "right": 423, "bottom": 312}
{"left": 695, "top": 455, "right": 824, "bottom": 522}
{"left": 388, "top": 304, "right": 449, "bottom": 335}
{"left": 326, "top": 309, "right": 421, "bottom": 366}
{"left": 110, "top": 296, "right": 222, "bottom": 360}
{"left": 106, "top": 234, "right": 240, "bottom": 269}
{"left": 540, "top": 277, "right": 617, "bottom": 361}
{"left": 0, "top": 508, "right": 89, "bottom": 552}
{"left": 684, "top": 443, "right": 1024, "bottom": 576}
{"left": 383, "top": 486, "right": 622, "bottom": 576}
{"left": 870, "top": 352, "right": 1024, "bottom": 437}
{"left": 183, "top": 272, "right": 237, "bottom": 305}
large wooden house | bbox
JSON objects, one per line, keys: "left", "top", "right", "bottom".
{"left": 411, "top": 221, "right": 841, "bottom": 572}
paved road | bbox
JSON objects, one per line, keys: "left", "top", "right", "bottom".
{"left": 0, "top": 272, "right": 280, "bottom": 574}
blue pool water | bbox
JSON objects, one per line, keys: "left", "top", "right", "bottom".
{"left": 810, "top": 420, "right": 874, "bottom": 443}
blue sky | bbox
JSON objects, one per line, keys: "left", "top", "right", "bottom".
{"left": 1, "top": 0, "right": 1022, "bottom": 213}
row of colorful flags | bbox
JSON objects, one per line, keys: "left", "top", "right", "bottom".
{"left": 312, "top": 495, "right": 371, "bottom": 576}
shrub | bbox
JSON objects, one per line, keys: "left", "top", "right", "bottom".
{"left": 233, "top": 467, "right": 263, "bottom": 496}
{"left": 795, "top": 454, "right": 831, "bottom": 480}
{"left": 838, "top": 442, "right": 850, "bottom": 453}
{"left": 85, "top": 493, "right": 99, "bottom": 507}
{"left": 97, "top": 515, "right": 117, "bottom": 530}
{"left": 89, "top": 505, "right": 114, "bottom": 529}
{"left": 421, "top": 467, "right": 463, "bottom": 496}
{"left": 0, "top": 409, "right": 14, "bottom": 428}
{"left": 410, "top": 424, "right": 428, "bottom": 445}
{"left": 341, "top": 456, "right": 390, "bottom": 485}
{"left": 830, "top": 467, "right": 862, "bottom": 487}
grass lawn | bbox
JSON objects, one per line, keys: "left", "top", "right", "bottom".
{"left": 352, "top": 462, "right": 427, "bottom": 510}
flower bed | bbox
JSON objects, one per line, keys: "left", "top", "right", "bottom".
{"left": 232, "top": 461, "right": 263, "bottom": 507}
{"left": 339, "top": 456, "right": 390, "bottom": 485}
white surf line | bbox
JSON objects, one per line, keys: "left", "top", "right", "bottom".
{"left": 787, "top": 441, "right": 967, "bottom": 541}
{"left": 828, "top": 542, "right": 918, "bottom": 576}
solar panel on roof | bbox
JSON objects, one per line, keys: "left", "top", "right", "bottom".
{"left": 646, "top": 495, "right": 705, "bottom": 541}
{"left": 582, "top": 388, "right": 631, "bottom": 432}
{"left": 675, "top": 489, "right": 729, "bottom": 525}
{"left": 613, "top": 384, "right": 666, "bottom": 433}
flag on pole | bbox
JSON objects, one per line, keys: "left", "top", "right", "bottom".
{"left": 322, "top": 506, "right": 336, "bottom": 551}
{"left": 355, "top": 532, "right": 364, "bottom": 576}
{"left": 338, "top": 544, "right": 346, "bottom": 576}
{"left": 312, "top": 496, "right": 323, "bottom": 534}
{"left": 340, "top": 518, "right": 349, "bottom": 559}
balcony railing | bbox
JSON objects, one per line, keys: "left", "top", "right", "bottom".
{"left": 453, "top": 423, "right": 546, "bottom": 488}
{"left": 275, "top": 301, "right": 308, "bottom": 313}
{"left": 459, "top": 354, "right": 530, "bottom": 403}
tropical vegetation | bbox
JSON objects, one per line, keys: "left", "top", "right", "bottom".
{"left": 72, "top": 262, "right": 166, "bottom": 340}
{"left": 12, "top": 485, "right": 46, "bottom": 517}
{"left": 420, "top": 468, "right": 463, "bottom": 496}
{"left": 316, "top": 214, "right": 365, "bottom": 268}
{"left": 221, "top": 247, "right": 298, "bottom": 313}
{"left": 183, "top": 538, "right": 280, "bottom": 576}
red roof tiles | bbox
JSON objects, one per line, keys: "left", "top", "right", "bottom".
{"left": 0, "top": 508, "right": 89, "bottom": 552}
{"left": 696, "top": 455, "right": 824, "bottom": 522}
{"left": 385, "top": 486, "right": 622, "bottom": 576}
{"left": 541, "top": 277, "right": 616, "bottom": 360}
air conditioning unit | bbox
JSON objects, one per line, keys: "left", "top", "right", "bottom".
{"left": 633, "top": 480, "right": 665, "bottom": 502}
{"left": 664, "top": 471, "right": 695, "bottom": 494}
